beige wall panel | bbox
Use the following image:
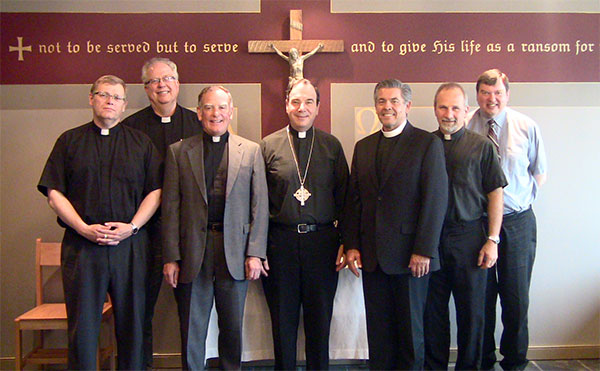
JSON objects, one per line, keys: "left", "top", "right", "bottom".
{"left": 331, "top": 0, "right": 600, "bottom": 13}
{"left": 0, "top": 0, "right": 260, "bottom": 13}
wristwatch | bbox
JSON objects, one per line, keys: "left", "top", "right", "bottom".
{"left": 130, "top": 222, "right": 139, "bottom": 235}
{"left": 488, "top": 235, "right": 500, "bottom": 244}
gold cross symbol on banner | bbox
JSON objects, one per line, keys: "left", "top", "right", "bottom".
{"left": 9, "top": 37, "right": 33, "bottom": 62}
{"left": 248, "top": 10, "right": 344, "bottom": 82}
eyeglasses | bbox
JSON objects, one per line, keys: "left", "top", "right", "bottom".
{"left": 144, "top": 76, "right": 177, "bottom": 86}
{"left": 93, "top": 91, "right": 126, "bottom": 102}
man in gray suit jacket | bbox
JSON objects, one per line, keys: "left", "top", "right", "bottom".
{"left": 162, "top": 86, "right": 269, "bottom": 370}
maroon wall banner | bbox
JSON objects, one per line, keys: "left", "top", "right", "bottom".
{"left": 2, "top": 1, "right": 599, "bottom": 134}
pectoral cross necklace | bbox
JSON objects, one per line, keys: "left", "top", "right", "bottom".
{"left": 287, "top": 126, "right": 315, "bottom": 206}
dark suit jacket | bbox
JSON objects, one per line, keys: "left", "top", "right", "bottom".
{"left": 162, "top": 131, "right": 269, "bottom": 283}
{"left": 343, "top": 122, "right": 448, "bottom": 274}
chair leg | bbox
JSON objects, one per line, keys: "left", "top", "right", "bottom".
{"left": 96, "top": 343, "right": 101, "bottom": 370}
{"left": 109, "top": 320, "right": 116, "bottom": 371}
{"left": 15, "top": 326, "right": 22, "bottom": 370}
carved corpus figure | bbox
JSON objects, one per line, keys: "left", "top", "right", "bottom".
{"left": 271, "top": 43, "right": 324, "bottom": 84}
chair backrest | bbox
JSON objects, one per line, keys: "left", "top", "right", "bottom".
{"left": 35, "top": 238, "right": 61, "bottom": 306}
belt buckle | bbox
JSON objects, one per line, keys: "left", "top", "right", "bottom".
{"left": 297, "top": 223, "right": 309, "bottom": 234}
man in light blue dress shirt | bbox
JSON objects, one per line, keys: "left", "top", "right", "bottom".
{"left": 466, "top": 69, "right": 547, "bottom": 371}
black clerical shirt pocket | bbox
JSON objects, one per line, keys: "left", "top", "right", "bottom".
{"left": 113, "top": 155, "right": 144, "bottom": 184}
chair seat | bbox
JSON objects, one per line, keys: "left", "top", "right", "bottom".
{"left": 15, "top": 302, "right": 112, "bottom": 330}
{"left": 15, "top": 239, "right": 115, "bottom": 370}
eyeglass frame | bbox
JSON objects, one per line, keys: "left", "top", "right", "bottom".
{"left": 144, "top": 75, "right": 178, "bottom": 86}
{"left": 92, "top": 91, "right": 126, "bottom": 102}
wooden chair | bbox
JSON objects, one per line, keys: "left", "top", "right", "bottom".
{"left": 14, "top": 238, "right": 116, "bottom": 370}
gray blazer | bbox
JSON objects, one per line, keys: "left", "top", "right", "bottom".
{"left": 162, "top": 132, "right": 269, "bottom": 283}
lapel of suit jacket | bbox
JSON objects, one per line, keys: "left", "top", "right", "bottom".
{"left": 363, "top": 132, "right": 380, "bottom": 191}
{"left": 186, "top": 134, "right": 208, "bottom": 204}
{"left": 380, "top": 122, "right": 415, "bottom": 190}
{"left": 226, "top": 134, "right": 244, "bottom": 197}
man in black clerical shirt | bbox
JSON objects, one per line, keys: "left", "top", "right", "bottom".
{"left": 38, "top": 75, "right": 163, "bottom": 370}
{"left": 122, "top": 57, "right": 202, "bottom": 368}
{"left": 162, "top": 86, "right": 269, "bottom": 370}
{"left": 424, "top": 83, "right": 507, "bottom": 370}
{"left": 344, "top": 79, "right": 448, "bottom": 370}
{"left": 261, "top": 79, "right": 349, "bottom": 370}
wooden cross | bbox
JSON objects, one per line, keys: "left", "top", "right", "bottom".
{"left": 248, "top": 9, "right": 344, "bottom": 57}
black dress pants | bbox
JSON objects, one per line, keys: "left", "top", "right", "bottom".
{"left": 262, "top": 225, "right": 339, "bottom": 370}
{"left": 482, "top": 208, "right": 536, "bottom": 370}
{"left": 61, "top": 229, "right": 146, "bottom": 370}
{"left": 362, "top": 266, "right": 429, "bottom": 370}
{"left": 424, "top": 220, "right": 488, "bottom": 370}
{"left": 143, "top": 220, "right": 163, "bottom": 368}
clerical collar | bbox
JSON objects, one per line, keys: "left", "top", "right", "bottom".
{"left": 381, "top": 120, "right": 406, "bottom": 138}
{"left": 288, "top": 125, "right": 313, "bottom": 139}
{"left": 440, "top": 126, "right": 466, "bottom": 141}
{"left": 203, "top": 130, "right": 229, "bottom": 144}
{"left": 151, "top": 105, "right": 178, "bottom": 124}
{"left": 92, "top": 122, "right": 120, "bottom": 136}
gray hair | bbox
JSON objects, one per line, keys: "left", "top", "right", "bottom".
{"left": 434, "top": 82, "right": 468, "bottom": 107}
{"left": 374, "top": 79, "right": 412, "bottom": 104}
{"left": 90, "top": 75, "right": 126, "bottom": 96}
{"left": 141, "top": 57, "right": 179, "bottom": 83}
{"left": 197, "top": 86, "right": 233, "bottom": 107}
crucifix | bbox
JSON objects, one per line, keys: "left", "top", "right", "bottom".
{"left": 248, "top": 10, "right": 344, "bottom": 84}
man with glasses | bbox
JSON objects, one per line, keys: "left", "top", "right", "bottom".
{"left": 122, "top": 57, "right": 201, "bottom": 369}
{"left": 38, "top": 75, "right": 163, "bottom": 369}
{"left": 467, "top": 69, "right": 547, "bottom": 370}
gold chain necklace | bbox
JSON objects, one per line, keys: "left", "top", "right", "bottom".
{"left": 287, "top": 126, "right": 315, "bottom": 206}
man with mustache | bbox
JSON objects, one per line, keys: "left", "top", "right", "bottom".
{"left": 467, "top": 69, "right": 547, "bottom": 370}
{"left": 424, "top": 83, "right": 507, "bottom": 370}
